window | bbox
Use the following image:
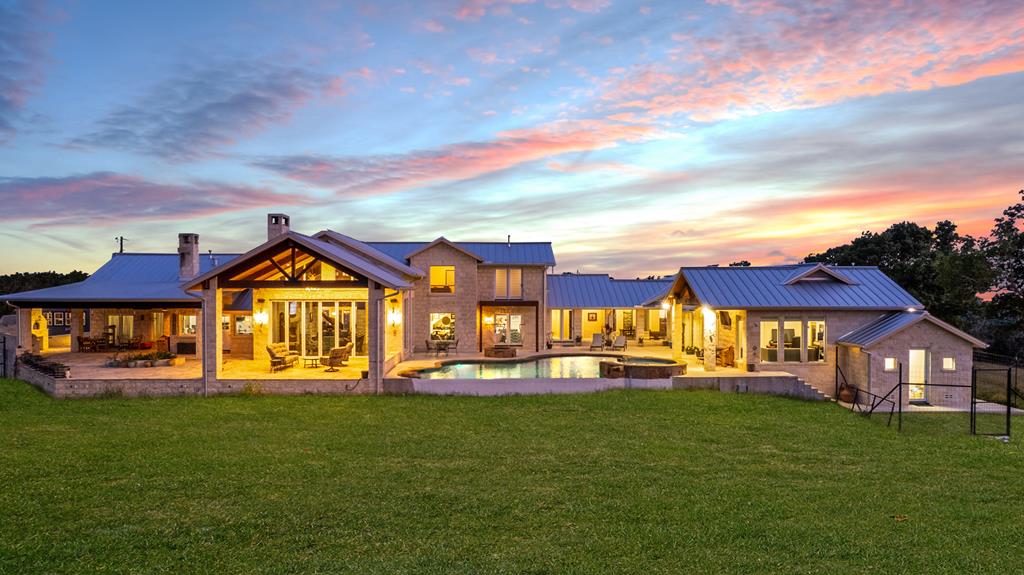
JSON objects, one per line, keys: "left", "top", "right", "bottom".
{"left": 495, "top": 313, "right": 522, "bottom": 345}
{"left": 759, "top": 318, "right": 828, "bottom": 364}
{"left": 495, "top": 268, "right": 523, "bottom": 299}
{"left": 152, "top": 312, "right": 165, "bottom": 340}
{"left": 108, "top": 314, "right": 134, "bottom": 340}
{"left": 430, "top": 266, "right": 456, "bottom": 294}
{"left": 235, "top": 315, "right": 253, "bottom": 335}
{"left": 884, "top": 357, "right": 897, "bottom": 372}
{"left": 551, "top": 309, "right": 572, "bottom": 341}
{"left": 760, "top": 319, "right": 780, "bottom": 362}
{"left": 222, "top": 315, "right": 231, "bottom": 331}
{"left": 806, "top": 320, "right": 826, "bottom": 362}
{"left": 942, "top": 357, "right": 956, "bottom": 371}
{"left": 65, "top": 312, "right": 71, "bottom": 325}
{"left": 430, "top": 313, "right": 456, "bottom": 340}
{"left": 53, "top": 312, "right": 64, "bottom": 326}
{"left": 179, "top": 315, "right": 198, "bottom": 335}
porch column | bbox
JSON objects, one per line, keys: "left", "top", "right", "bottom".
{"left": 70, "top": 309, "right": 83, "bottom": 352}
{"left": 367, "top": 280, "right": 385, "bottom": 394}
{"left": 671, "top": 300, "right": 683, "bottom": 362}
{"left": 15, "top": 308, "right": 33, "bottom": 355}
{"left": 201, "top": 277, "right": 223, "bottom": 394}
{"left": 702, "top": 306, "right": 717, "bottom": 372}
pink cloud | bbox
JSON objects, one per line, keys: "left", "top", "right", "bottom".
{"left": 467, "top": 47, "right": 516, "bottom": 65}
{"left": 455, "top": 0, "right": 535, "bottom": 21}
{"left": 253, "top": 118, "right": 658, "bottom": 195}
{"left": 420, "top": 19, "right": 447, "bottom": 33}
{"left": 0, "top": 172, "right": 312, "bottom": 227}
{"left": 601, "top": 0, "right": 1024, "bottom": 121}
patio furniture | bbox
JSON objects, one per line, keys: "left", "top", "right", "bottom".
{"left": 622, "top": 327, "right": 636, "bottom": 338}
{"left": 322, "top": 343, "right": 354, "bottom": 372}
{"left": 302, "top": 356, "right": 320, "bottom": 368}
{"left": 77, "top": 336, "right": 96, "bottom": 353}
{"left": 129, "top": 335, "right": 143, "bottom": 350}
{"left": 717, "top": 346, "right": 735, "bottom": 367}
{"left": 267, "top": 343, "right": 299, "bottom": 372}
{"left": 484, "top": 345, "right": 516, "bottom": 358}
{"left": 610, "top": 335, "right": 627, "bottom": 351}
{"left": 589, "top": 334, "right": 604, "bottom": 351}
{"left": 434, "top": 339, "right": 454, "bottom": 357}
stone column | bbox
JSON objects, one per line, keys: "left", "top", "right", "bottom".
{"left": 702, "top": 307, "right": 717, "bottom": 372}
{"left": 367, "top": 281, "right": 385, "bottom": 394}
{"left": 70, "top": 309, "right": 83, "bottom": 352}
{"left": 201, "top": 277, "right": 223, "bottom": 394}
{"left": 671, "top": 301, "right": 683, "bottom": 362}
{"left": 16, "top": 308, "right": 33, "bottom": 355}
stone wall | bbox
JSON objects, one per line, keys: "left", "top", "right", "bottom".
{"left": 408, "top": 243, "right": 480, "bottom": 353}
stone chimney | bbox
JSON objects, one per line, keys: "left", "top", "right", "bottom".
{"left": 268, "top": 213, "right": 290, "bottom": 240}
{"left": 178, "top": 233, "right": 200, "bottom": 280}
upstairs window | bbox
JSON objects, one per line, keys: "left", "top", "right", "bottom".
{"left": 430, "top": 266, "right": 456, "bottom": 294}
{"left": 495, "top": 268, "right": 523, "bottom": 299}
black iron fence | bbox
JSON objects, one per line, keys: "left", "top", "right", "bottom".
{"left": 836, "top": 362, "right": 1013, "bottom": 437}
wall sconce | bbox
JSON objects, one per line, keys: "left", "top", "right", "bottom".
{"left": 661, "top": 301, "right": 671, "bottom": 310}
{"left": 253, "top": 311, "right": 269, "bottom": 325}
{"left": 387, "top": 308, "right": 402, "bottom": 326}
{"left": 483, "top": 315, "right": 494, "bottom": 325}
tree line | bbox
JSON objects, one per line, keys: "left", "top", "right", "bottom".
{"left": 0, "top": 271, "right": 89, "bottom": 317}
{"left": 805, "top": 190, "right": 1023, "bottom": 357}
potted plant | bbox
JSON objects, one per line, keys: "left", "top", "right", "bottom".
{"left": 546, "top": 337, "right": 553, "bottom": 350}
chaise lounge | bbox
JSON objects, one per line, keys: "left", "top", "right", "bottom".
{"left": 267, "top": 343, "right": 299, "bottom": 372}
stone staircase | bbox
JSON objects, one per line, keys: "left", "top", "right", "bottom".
{"left": 672, "top": 373, "right": 830, "bottom": 401}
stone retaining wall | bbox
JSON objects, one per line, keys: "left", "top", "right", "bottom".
{"left": 14, "top": 362, "right": 412, "bottom": 399}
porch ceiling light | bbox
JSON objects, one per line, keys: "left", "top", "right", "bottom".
{"left": 253, "top": 311, "right": 269, "bottom": 325}
{"left": 661, "top": 301, "right": 671, "bottom": 310}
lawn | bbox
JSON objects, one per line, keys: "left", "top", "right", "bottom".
{"left": 1, "top": 379, "right": 1021, "bottom": 574}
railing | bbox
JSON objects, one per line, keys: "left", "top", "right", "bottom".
{"left": 0, "top": 335, "right": 8, "bottom": 378}
{"left": 835, "top": 363, "right": 899, "bottom": 427}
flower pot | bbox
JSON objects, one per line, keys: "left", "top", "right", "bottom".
{"left": 157, "top": 359, "right": 172, "bottom": 367}
{"left": 127, "top": 361, "right": 139, "bottom": 368}
{"left": 168, "top": 357, "right": 185, "bottom": 366}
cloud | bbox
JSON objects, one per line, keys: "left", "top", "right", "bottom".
{"left": 0, "top": 0, "right": 50, "bottom": 143}
{"left": 0, "top": 172, "right": 311, "bottom": 226}
{"left": 420, "top": 19, "right": 447, "bottom": 33}
{"left": 252, "top": 118, "right": 658, "bottom": 195}
{"left": 602, "top": 0, "right": 1024, "bottom": 121}
{"left": 456, "top": 0, "right": 535, "bottom": 21}
{"left": 67, "top": 61, "right": 343, "bottom": 161}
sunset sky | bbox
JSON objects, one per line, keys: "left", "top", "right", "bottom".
{"left": 1, "top": 0, "right": 1022, "bottom": 277}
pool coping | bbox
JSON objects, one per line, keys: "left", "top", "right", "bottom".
{"left": 397, "top": 351, "right": 684, "bottom": 379}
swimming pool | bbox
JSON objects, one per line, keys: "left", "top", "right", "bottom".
{"left": 412, "top": 355, "right": 679, "bottom": 380}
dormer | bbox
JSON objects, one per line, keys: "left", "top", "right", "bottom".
{"left": 782, "top": 263, "right": 856, "bottom": 286}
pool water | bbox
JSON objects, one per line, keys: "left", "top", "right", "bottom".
{"left": 416, "top": 355, "right": 674, "bottom": 379}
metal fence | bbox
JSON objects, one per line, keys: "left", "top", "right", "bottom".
{"left": 0, "top": 335, "right": 12, "bottom": 379}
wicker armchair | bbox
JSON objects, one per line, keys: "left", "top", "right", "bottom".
{"left": 323, "top": 342, "right": 354, "bottom": 372}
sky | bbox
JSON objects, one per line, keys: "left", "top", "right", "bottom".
{"left": 1, "top": 0, "right": 1022, "bottom": 278}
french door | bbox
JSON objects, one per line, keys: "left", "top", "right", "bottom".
{"left": 908, "top": 349, "right": 928, "bottom": 402}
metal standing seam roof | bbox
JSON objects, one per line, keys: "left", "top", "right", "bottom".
{"left": 2, "top": 253, "right": 240, "bottom": 304}
{"left": 679, "top": 265, "right": 923, "bottom": 310}
{"left": 547, "top": 274, "right": 674, "bottom": 309}
{"left": 838, "top": 311, "right": 988, "bottom": 348}
{"left": 367, "top": 241, "right": 556, "bottom": 266}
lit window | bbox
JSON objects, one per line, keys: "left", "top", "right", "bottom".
{"left": 235, "top": 315, "right": 253, "bottom": 335}
{"left": 759, "top": 319, "right": 780, "bottom": 362}
{"left": 806, "top": 320, "right": 826, "bottom": 362}
{"left": 884, "top": 357, "right": 897, "bottom": 372}
{"left": 495, "top": 268, "right": 523, "bottom": 299}
{"left": 430, "top": 266, "right": 455, "bottom": 294}
{"left": 495, "top": 313, "right": 523, "bottom": 345}
{"left": 942, "top": 357, "right": 956, "bottom": 371}
{"left": 222, "top": 315, "right": 230, "bottom": 331}
{"left": 429, "top": 312, "right": 456, "bottom": 340}
{"left": 53, "top": 313, "right": 64, "bottom": 326}
{"left": 179, "top": 315, "right": 198, "bottom": 335}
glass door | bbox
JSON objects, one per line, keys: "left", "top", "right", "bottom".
{"left": 908, "top": 349, "right": 928, "bottom": 402}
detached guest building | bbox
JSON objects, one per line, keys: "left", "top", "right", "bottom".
{"left": 3, "top": 214, "right": 987, "bottom": 404}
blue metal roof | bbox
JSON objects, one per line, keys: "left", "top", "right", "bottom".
{"left": 547, "top": 274, "right": 673, "bottom": 308}
{"left": 367, "top": 241, "right": 555, "bottom": 266}
{"left": 3, "top": 253, "right": 239, "bottom": 304}
{"left": 679, "top": 264, "right": 923, "bottom": 310}
{"left": 838, "top": 311, "right": 988, "bottom": 348}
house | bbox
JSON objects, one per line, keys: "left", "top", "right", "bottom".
{"left": 546, "top": 273, "right": 674, "bottom": 343}
{"left": 1, "top": 214, "right": 988, "bottom": 406}
{"left": 657, "top": 263, "right": 988, "bottom": 402}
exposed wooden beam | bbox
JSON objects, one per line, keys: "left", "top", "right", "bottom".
{"left": 220, "top": 280, "right": 368, "bottom": 289}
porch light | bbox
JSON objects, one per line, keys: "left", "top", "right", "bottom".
{"left": 387, "top": 308, "right": 402, "bottom": 326}
{"left": 253, "top": 311, "right": 269, "bottom": 325}
{"left": 483, "top": 315, "right": 494, "bottom": 325}
{"left": 661, "top": 301, "right": 670, "bottom": 310}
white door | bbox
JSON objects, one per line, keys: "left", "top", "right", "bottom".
{"left": 908, "top": 349, "right": 928, "bottom": 401}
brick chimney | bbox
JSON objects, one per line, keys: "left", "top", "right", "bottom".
{"left": 268, "top": 213, "right": 290, "bottom": 240}
{"left": 178, "top": 233, "right": 200, "bottom": 280}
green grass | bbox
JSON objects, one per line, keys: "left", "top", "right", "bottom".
{"left": 1, "top": 379, "right": 1022, "bottom": 574}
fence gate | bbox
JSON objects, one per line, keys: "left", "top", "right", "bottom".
{"left": 971, "top": 367, "right": 1013, "bottom": 438}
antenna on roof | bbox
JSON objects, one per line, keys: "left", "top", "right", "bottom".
{"left": 114, "top": 236, "right": 128, "bottom": 253}
{"left": 507, "top": 234, "right": 511, "bottom": 247}
{"left": 208, "top": 249, "right": 218, "bottom": 267}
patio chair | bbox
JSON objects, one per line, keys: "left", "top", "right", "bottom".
{"left": 610, "top": 335, "right": 627, "bottom": 351}
{"left": 77, "top": 336, "right": 96, "bottom": 353}
{"left": 266, "top": 343, "right": 299, "bottom": 372}
{"left": 323, "top": 342, "right": 354, "bottom": 372}
{"left": 589, "top": 334, "right": 604, "bottom": 351}
{"left": 425, "top": 339, "right": 436, "bottom": 355}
